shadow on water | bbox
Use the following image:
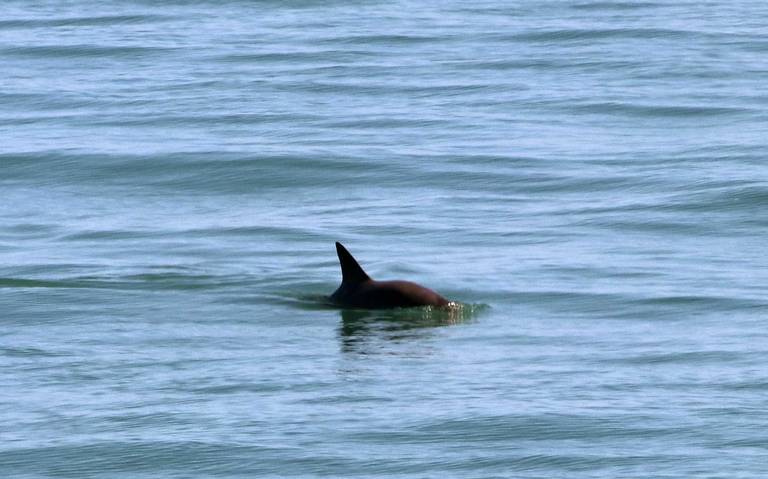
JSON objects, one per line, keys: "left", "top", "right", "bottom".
{"left": 288, "top": 293, "right": 487, "bottom": 355}
{"left": 338, "top": 303, "right": 484, "bottom": 355}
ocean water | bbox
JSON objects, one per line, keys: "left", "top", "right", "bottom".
{"left": 2, "top": 0, "right": 767, "bottom": 477}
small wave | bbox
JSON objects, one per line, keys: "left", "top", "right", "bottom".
{"left": 59, "top": 230, "right": 164, "bottom": 241}
{"left": 0, "top": 222, "right": 60, "bottom": 240}
{"left": 571, "top": 2, "right": 664, "bottom": 10}
{"left": 86, "top": 112, "right": 313, "bottom": 128}
{"left": 612, "top": 350, "right": 748, "bottom": 365}
{"left": 0, "top": 15, "right": 171, "bottom": 30}
{"left": 323, "top": 34, "right": 446, "bottom": 46}
{"left": 214, "top": 50, "right": 367, "bottom": 64}
{"left": 505, "top": 290, "right": 765, "bottom": 320}
{"left": 323, "top": 117, "right": 451, "bottom": 129}
{"left": 507, "top": 28, "right": 711, "bottom": 42}
{"left": 0, "top": 273, "right": 249, "bottom": 291}
{"left": 191, "top": 383, "right": 285, "bottom": 395}
{"left": 0, "top": 152, "right": 394, "bottom": 192}
{"left": 2, "top": 44, "right": 173, "bottom": 59}
{"left": 1, "top": 347, "right": 69, "bottom": 358}
{"left": 667, "top": 184, "right": 768, "bottom": 214}
{"left": 737, "top": 40, "right": 768, "bottom": 53}
{"left": 445, "top": 58, "right": 640, "bottom": 72}
{"left": 0, "top": 441, "right": 287, "bottom": 476}
{"left": 403, "top": 413, "right": 685, "bottom": 442}
{"left": 605, "top": 294, "right": 768, "bottom": 321}
{"left": 565, "top": 102, "right": 751, "bottom": 118}
{"left": 0, "top": 278, "right": 72, "bottom": 289}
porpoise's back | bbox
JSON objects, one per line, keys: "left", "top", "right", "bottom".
{"left": 343, "top": 279, "right": 449, "bottom": 309}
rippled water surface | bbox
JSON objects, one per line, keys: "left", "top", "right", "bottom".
{"left": 2, "top": 1, "right": 768, "bottom": 477}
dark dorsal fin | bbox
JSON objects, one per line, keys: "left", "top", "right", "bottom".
{"left": 335, "top": 242, "right": 371, "bottom": 284}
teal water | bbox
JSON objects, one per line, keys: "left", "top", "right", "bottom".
{"left": 2, "top": 1, "right": 768, "bottom": 477}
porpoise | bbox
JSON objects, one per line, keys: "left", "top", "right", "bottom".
{"left": 329, "top": 242, "right": 450, "bottom": 309}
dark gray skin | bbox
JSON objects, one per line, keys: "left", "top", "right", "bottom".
{"left": 329, "top": 242, "right": 450, "bottom": 309}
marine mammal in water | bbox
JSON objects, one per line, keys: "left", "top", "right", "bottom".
{"left": 329, "top": 242, "right": 450, "bottom": 309}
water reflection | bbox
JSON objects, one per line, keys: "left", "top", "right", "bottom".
{"left": 338, "top": 303, "right": 479, "bottom": 355}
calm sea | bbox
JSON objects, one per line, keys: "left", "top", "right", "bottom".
{"left": 2, "top": 1, "right": 767, "bottom": 477}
